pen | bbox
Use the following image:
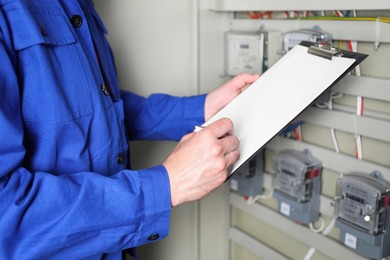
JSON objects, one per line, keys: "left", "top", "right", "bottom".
{"left": 193, "top": 125, "right": 204, "bottom": 132}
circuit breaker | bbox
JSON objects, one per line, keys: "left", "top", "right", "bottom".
{"left": 272, "top": 149, "right": 322, "bottom": 224}
{"left": 230, "top": 150, "right": 264, "bottom": 197}
{"left": 225, "top": 31, "right": 265, "bottom": 76}
{"left": 334, "top": 171, "right": 390, "bottom": 259}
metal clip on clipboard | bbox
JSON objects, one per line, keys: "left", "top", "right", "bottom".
{"left": 308, "top": 43, "right": 343, "bottom": 60}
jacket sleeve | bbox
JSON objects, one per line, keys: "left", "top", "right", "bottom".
{"left": 121, "top": 90, "right": 206, "bottom": 141}
{"left": 0, "top": 18, "right": 170, "bottom": 259}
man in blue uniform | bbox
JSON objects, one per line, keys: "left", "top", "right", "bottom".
{"left": 0, "top": 0, "right": 258, "bottom": 258}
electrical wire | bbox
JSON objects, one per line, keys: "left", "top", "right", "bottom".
{"left": 304, "top": 217, "right": 336, "bottom": 260}
{"left": 309, "top": 217, "right": 325, "bottom": 233}
{"left": 329, "top": 93, "right": 340, "bottom": 153}
{"left": 244, "top": 10, "right": 390, "bottom": 25}
{"left": 296, "top": 16, "right": 390, "bottom": 23}
{"left": 303, "top": 248, "right": 316, "bottom": 260}
{"left": 345, "top": 15, "right": 364, "bottom": 161}
{"left": 258, "top": 189, "right": 274, "bottom": 199}
{"left": 330, "top": 128, "right": 340, "bottom": 153}
{"left": 329, "top": 11, "right": 364, "bottom": 160}
{"left": 322, "top": 217, "right": 337, "bottom": 236}
{"left": 328, "top": 91, "right": 340, "bottom": 153}
{"left": 246, "top": 195, "right": 258, "bottom": 205}
{"left": 294, "top": 126, "right": 302, "bottom": 141}
{"left": 245, "top": 11, "right": 272, "bottom": 19}
{"left": 246, "top": 189, "right": 274, "bottom": 205}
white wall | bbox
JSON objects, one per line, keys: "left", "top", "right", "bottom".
{"left": 94, "top": 1, "right": 200, "bottom": 260}
{"left": 94, "top": 0, "right": 198, "bottom": 96}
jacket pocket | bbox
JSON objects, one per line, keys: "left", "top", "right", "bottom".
{"left": 3, "top": 3, "right": 76, "bottom": 50}
{"left": 3, "top": 2, "right": 93, "bottom": 123}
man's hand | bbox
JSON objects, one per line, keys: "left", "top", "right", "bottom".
{"left": 163, "top": 118, "right": 239, "bottom": 207}
{"left": 204, "top": 73, "right": 259, "bottom": 121}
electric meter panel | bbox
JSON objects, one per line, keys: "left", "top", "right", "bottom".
{"left": 272, "top": 149, "right": 322, "bottom": 224}
{"left": 335, "top": 172, "right": 390, "bottom": 259}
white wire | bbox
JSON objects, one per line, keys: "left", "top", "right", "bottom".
{"left": 375, "top": 17, "right": 382, "bottom": 49}
{"left": 355, "top": 134, "right": 363, "bottom": 160}
{"left": 297, "top": 125, "right": 302, "bottom": 141}
{"left": 246, "top": 189, "right": 274, "bottom": 205}
{"left": 315, "top": 103, "right": 328, "bottom": 109}
{"left": 246, "top": 195, "right": 260, "bottom": 205}
{"left": 328, "top": 92, "right": 340, "bottom": 153}
{"left": 258, "top": 189, "right": 274, "bottom": 199}
{"left": 347, "top": 24, "right": 363, "bottom": 161}
{"left": 331, "top": 92, "right": 343, "bottom": 100}
{"left": 322, "top": 217, "right": 336, "bottom": 236}
{"left": 309, "top": 217, "right": 325, "bottom": 233}
{"left": 328, "top": 92, "right": 334, "bottom": 109}
{"left": 304, "top": 216, "right": 336, "bottom": 260}
{"left": 303, "top": 248, "right": 316, "bottom": 260}
{"left": 330, "top": 128, "right": 340, "bottom": 153}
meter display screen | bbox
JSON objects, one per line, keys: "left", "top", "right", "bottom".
{"left": 275, "top": 155, "right": 306, "bottom": 201}
{"left": 239, "top": 44, "right": 250, "bottom": 49}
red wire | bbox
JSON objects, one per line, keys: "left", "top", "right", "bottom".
{"left": 355, "top": 144, "right": 359, "bottom": 158}
{"left": 294, "top": 128, "right": 301, "bottom": 141}
{"left": 246, "top": 11, "right": 264, "bottom": 19}
{"left": 347, "top": 41, "right": 353, "bottom": 51}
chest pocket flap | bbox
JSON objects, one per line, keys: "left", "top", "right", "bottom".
{"left": 3, "top": 3, "right": 75, "bottom": 50}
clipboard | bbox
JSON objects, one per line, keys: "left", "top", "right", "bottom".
{"left": 202, "top": 41, "right": 368, "bottom": 176}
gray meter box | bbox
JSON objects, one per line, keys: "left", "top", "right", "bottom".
{"left": 273, "top": 149, "right": 322, "bottom": 224}
{"left": 335, "top": 172, "right": 390, "bottom": 259}
{"left": 230, "top": 150, "right": 264, "bottom": 197}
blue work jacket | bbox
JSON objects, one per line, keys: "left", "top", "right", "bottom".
{"left": 0, "top": 0, "right": 205, "bottom": 258}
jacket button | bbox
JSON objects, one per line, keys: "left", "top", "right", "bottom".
{"left": 101, "top": 83, "right": 109, "bottom": 96}
{"left": 39, "top": 25, "right": 47, "bottom": 36}
{"left": 148, "top": 233, "right": 159, "bottom": 241}
{"left": 117, "top": 153, "right": 124, "bottom": 164}
{"left": 70, "top": 15, "right": 83, "bottom": 28}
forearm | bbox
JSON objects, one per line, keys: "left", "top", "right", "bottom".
{"left": 121, "top": 90, "right": 206, "bottom": 141}
{"left": 0, "top": 166, "right": 171, "bottom": 258}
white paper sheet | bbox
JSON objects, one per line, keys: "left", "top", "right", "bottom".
{"left": 203, "top": 44, "right": 356, "bottom": 175}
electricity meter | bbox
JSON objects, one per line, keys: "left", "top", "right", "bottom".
{"left": 334, "top": 171, "right": 390, "bottom": 259}
{"left": 279, "top": 27, "right": 332, "bottom": 55}
{"left": 225, "top": 31, "right": 265, "bottom": 76}
{"left": 272, "top": 149, "right": 322, "bottom": 224}
{"left": 230, "top": 150, "right": 264, "bottom": 197}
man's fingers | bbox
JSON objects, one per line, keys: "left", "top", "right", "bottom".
{"left": 219, "top": 134, "right": 240, "bottom": 155}
{"left": 230, "top": 73, "right": 259, "bottom": 92}
{"left": 202, "top": 118, "right": 234, "bottom": 139}
{"left": 224, "top": 150, "right": 240, "bottom": 171}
